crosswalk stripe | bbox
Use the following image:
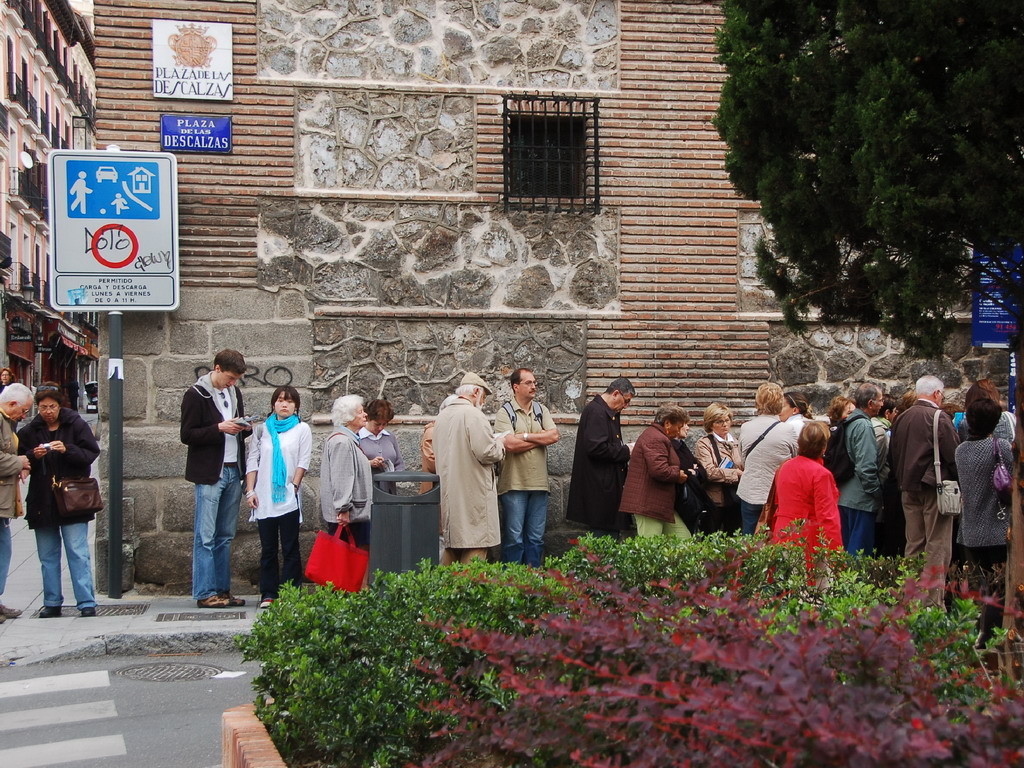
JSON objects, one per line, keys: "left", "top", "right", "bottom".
{"left": 0, "top": 735, "right": 127, "bottom": 767}
{"left": 0, "top": 671, "right": 110, "bottom": 700}
{"left": 0, "top": 699, "right": 118, "bottom": 732}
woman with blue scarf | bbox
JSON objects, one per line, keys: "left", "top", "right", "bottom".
{"left": 244, "top": 386, "right": 312, "bottom": 610}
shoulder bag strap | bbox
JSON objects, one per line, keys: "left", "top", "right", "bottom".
{"left": 743, "top": 420, "right": 781, "bottom": 460}
{"left": 709, "top": 435, "right": 724, "bottom": 466}
{"left": 932, "top": 409, "right": 943, "bottom": 483}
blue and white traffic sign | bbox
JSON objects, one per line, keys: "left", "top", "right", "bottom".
{"left": 48, "top": 149, "right": 179, "bottom": 311}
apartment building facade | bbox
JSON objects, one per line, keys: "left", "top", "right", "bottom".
{"left": 3, "top": 0, "right": 98, "bottom": 391}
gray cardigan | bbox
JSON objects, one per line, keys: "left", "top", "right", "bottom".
{"left": 955, "top": 437, "right": 1012, "bottom": 549}
{"left": 320, "top": 431, "right": 373, "bottom": 525}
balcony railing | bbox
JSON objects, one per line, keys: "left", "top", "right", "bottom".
{"left": 0, "top": 103, "right": 9, "bottom": 139}
{"left": 0, "top": 232, "right": 11, "bottom": 270}
{"left": 39, "top": 108, "right": 48, "bottom": 136}
{"left": 7, "top": 0, "right": 76, "bottom": 100}
{"left": 15, "top": 169, "right": 47, "bottom": 217}
{"left": 26, "top": 91, "right": 37, "bottom": 125}
{"left": 7, "top": 74, "right": 26, "bottom": 111}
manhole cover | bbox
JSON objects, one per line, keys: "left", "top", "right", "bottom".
{"left": 115, "top": 662, "right": 224, "bottom": 682}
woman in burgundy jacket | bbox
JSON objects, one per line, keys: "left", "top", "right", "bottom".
{"left": 620, "top": 405, "right": 694, "bottom": 539}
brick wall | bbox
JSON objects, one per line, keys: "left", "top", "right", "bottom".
{"left": 94, "top": 0, "right": 293, "bottom": 285}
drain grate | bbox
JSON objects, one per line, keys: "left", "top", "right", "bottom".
{"left": 115, "top": 662, "right": 224, "bottom": 682}
{"left": 96, "top": 603, "right": 149, "bottom": 617}
{"left": 155, "top": 611, "right": 247, "bottom": 622}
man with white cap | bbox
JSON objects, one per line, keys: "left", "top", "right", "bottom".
{"left": 434, "top": 372, "right": 511, "bottom": 565}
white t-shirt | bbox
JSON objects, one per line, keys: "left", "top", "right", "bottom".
{"left": 214, "top": 387, "right": 238, "bottom": 464}
{"left": 245, "top": 421, "right": 313, "bottom": 521}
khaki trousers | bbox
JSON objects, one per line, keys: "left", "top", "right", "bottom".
{"left": 902, "top": 488, "right": 953, "bottom": 607}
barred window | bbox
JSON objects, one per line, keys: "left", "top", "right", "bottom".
{"left": 502, "top": 96, "right": 600, "bottom": 214}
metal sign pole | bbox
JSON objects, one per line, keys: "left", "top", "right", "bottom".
{"left": 107, "top": 311, "right": 124, "bottom": 599}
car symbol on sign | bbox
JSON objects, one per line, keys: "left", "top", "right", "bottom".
{"left": 95, "top": 166, "right": 118, "bottom": 182}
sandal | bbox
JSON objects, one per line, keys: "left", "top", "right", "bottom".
{"left": 219, "top": 593, "right": 246, "bottom": 607}
{"left": 196, "top": 595, "right": 231, "bottom": 609}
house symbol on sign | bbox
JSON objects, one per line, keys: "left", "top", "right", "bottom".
{"left": 128, "top": 167, "right": 155, "bottom": 195}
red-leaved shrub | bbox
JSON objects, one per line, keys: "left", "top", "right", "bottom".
{"left": 422, "top": 569, "right": 1024, "bottom": 768}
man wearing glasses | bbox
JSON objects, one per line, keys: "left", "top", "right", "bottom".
{"left": 494, "top": 368, "right": 560, "bottom": 567}
{"left": 565, "top": 377, "right": 635, "bottom": 536}
{"left": 180, "top": 349, "right": 251, "bottom": 609}
{"left": 0, "top": 383, "right": 32, "bottom": 622}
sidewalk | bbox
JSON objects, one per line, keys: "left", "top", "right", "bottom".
{"left": 0, "top": 518, "right": 258, "bottom": 666}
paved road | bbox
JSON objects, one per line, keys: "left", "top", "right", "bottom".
{"left": 0, "top": 651, "right": 260, "bottom": 767}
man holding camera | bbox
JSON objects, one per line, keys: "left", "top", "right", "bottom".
{"left": 180, "top": 349, "right": 251, "bottom": 608}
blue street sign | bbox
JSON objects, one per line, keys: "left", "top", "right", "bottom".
{"left": 160, "top": 115, "right": 232, "bottom": 153}
{"left": 65, "top": 159, "right": 162, "bottom": 220}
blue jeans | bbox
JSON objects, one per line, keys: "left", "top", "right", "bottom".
{"left": 740, "top": 499, "right": 763, "bottom": 535}
{"left": 192, "top": 464, "right": 242, "bottom": 600}
{"left": 0, "top": 518, "right": 10, "bottom": 597}
{"left": 35, "top": 522, "right": 96, "bottom": 609}
{"left": 499, "top": 490, "right": 548, "bottom": 567}
{"left": 839, "top": 504, "right": 875, "bottom": 556}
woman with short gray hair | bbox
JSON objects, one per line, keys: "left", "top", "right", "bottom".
{"left": 320, "top": 394, "right": 374, "bottom": 561}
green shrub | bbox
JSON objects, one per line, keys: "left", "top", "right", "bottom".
{"left": 240, "top": 535, "right": 977, "bottom": 768}
{"left": 237, "top": 562, "right": 566, "bottom": 768}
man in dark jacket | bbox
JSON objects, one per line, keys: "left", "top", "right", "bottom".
{"left": 565, "top": 378, "right": 635, "bottom": 535}
{"left": 890, "top": 374, "right": 959, "bottom": 607}
{"left": 180, "top": 349, "right": 251, "bottom": 608}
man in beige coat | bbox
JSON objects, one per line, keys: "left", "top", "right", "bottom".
{"left": 0, "top": 383, "right": 32, "bottom": 622}
{"left": 434, "top": 372, "right": 509, "bottom": 565}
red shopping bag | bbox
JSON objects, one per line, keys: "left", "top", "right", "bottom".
{"left": 304, "top": 525, "right": 368, "bottom": 592}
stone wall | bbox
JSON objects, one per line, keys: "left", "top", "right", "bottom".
{"left": 770, "top": 322, "right": 1010, "bottom": 414}
{"left": 260, "top": 0, "right": 620, "bottom": 89}
{"left": 259, "top": 200, "right": 620, "bottom": 310}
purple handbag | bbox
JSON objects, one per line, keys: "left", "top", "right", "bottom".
{"left": 992, "top": 437, "right": 1012, "bottom": 507}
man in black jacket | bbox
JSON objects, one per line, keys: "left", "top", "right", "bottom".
{"left": 180, "top": 349, "right": 251, "bottom": 608}
{"left": 565, "top": 378, "right": 635, "bottom": 535}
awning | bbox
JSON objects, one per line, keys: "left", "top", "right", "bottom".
{"left": 53, "top": 334, "right": 89, "bottom": 356}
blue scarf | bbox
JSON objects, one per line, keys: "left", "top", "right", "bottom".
{"left": 265, "top": 414, "right": 300, "bottom": 504}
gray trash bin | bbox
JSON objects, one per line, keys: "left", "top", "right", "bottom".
{"left": 369, "top": 471, "right": 440, "bottom": 577}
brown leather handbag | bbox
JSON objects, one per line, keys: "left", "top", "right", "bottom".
{"left": 52, "top": 475, "right": 104, "bottom": 517}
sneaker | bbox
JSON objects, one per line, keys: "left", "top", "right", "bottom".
{"left": 259, "top": 598, "right": 274, "bottom": 610}
{"left": 196, "top": 595, "right": 231, "bottom": 609}
{"left": 218, "top": 593, "right": 246, "bottom": 607}
{"left": 0, "top": 604, "right": 22, "bottom": 619}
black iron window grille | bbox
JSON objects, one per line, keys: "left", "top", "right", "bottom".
{"left": 503, "top": 95, "right": 600, "bottom": 214}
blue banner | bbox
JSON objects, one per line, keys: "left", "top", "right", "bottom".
{"left": 971, "top": 245, "right": 1022, "bottom": 348}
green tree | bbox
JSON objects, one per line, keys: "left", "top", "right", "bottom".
{"left": 715, "top": 0, "right": 1024, "bottom": 668}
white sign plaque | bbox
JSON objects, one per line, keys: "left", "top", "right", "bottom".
{"left": 152, "top": 19, "right": 233, "bottom": 101}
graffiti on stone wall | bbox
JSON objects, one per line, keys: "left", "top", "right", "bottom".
{"left": 259, "top": 0, "right": 619, "bottom": 89}
{"left": 310, "top": 316, "right": 585, "bottom": 415}
{"left": 194, "top": 364, "right": 296, "bottom": 388}
{"left": 258, "top": 199, "right": 620, "bottom": 310}
{"left": 297, "top": 90, "right": 475, "bottom": 192}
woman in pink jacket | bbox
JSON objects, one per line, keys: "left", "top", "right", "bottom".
{"left": 771, "top": 420, "right": 842, "bottom": 565}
